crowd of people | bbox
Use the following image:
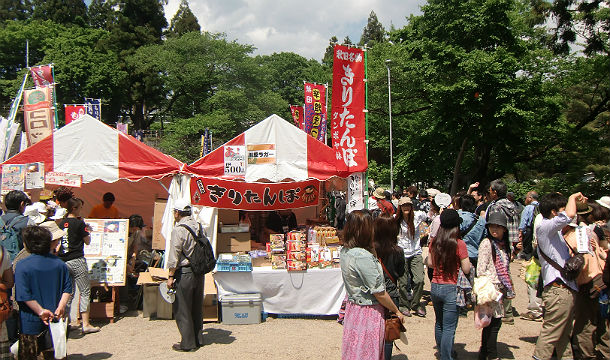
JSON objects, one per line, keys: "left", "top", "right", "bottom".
{"left": 0, "top": 187, "right": 151, "bottom": 359}
{"left": 340, "top": 180, "right": 610, "bottom": 360}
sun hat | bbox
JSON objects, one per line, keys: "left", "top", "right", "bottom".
{"left": 576, "top": 201, "right": 592, "bottom": 215}
{"left": 33, "top": 202, "right": 47, "bottom": 214}
{"left": 173, "top": 198, "right": 192, "bottom": 212}
{"left": 39, "top": 220, "right": 66, "bottom": 241}
{"left": 24, "top": 205, "right": 46, "bottom": 224}
{"left": 398, "top": 197, "right": 413, "bottom": 206}
{"left": 486, "top": 212, "right": 508, "bottom": 229}
{"left": 50, "top": 208, "right": 67, "bottom": 220}
{"left": 434, "top": 193, "right": 452, "bottom": 209}
{"left": 427, "top": 188, "right": 440, "bottom": 198}
{"left": 595, "top": 196, "right": 610, "bottom": 210}
{"left": 440, "top": 209, "right": 462, "bottom": 229}
{"left": 373, "top": 187, "right": 386, "bottom": 200}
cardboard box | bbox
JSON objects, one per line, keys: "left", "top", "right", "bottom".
{"left": 218, "top": 209, "right": 239, "bottom": 224}
{"left": 204, "top": 294, "right": 218, "bottom": 322}
{"left": 216, "top": 232, "right": 251, "bottom": 253}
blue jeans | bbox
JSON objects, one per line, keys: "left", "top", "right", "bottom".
{"left": 431, "top": 282, "right": 458, "bottom": 360}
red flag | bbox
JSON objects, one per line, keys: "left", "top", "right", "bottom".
{"left": 289, "top": 105, "right": 304, "bottom": 129}
{"left": 65, "top": 105, "right": 85, "bottom": 124}
{"left": 30, "top": 65, "right": 54, "bottom": 87}
{"left": 303, "top": 83, "right": 327, "bottom": 141}
{"left": 331, "top": 45, "right": 367, "bottom": 172}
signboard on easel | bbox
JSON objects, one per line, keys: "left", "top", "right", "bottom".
{"left": 82, "top": 218, "right": 129, "bottom": 286}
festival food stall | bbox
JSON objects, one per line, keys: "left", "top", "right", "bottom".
{"left": 1, "top": 114, "right": 185, "bottom": 320}
{"left": 185, "top": 114, "right": 349, "bottom": 317}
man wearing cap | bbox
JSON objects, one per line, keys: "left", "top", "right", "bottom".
{"left": 166, "top": 199, "right": 204, "bottom": 352}
{"left": 88, "top": 192, "right": 120, "bottom": 219}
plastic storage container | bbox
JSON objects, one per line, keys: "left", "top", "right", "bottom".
{"left": 220, "top": 293, "right": 262, "bottom": 325}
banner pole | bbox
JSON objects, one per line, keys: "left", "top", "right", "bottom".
{"left": 364, "top": 47, "right": 369, "bottom": 209}
{"left": 51, "top": 66, "right": 59, "bottom": 128}
{"left": 324, "top": 83, "right": 329, "bottom": 145}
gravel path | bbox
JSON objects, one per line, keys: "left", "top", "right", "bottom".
{"left": 67, "top": 259, "right": 541, "bottom": 359}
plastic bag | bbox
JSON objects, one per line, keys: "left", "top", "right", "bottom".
{"left": 524, "top": 258, "right": 541, "bottom": 289}
{"left": 473, "top": 276, "right": 501, "bottom": 304}
{"left": 474, "top": 304, "right": 493, "bottom": 329}
{"left": 49, "top": 318, "right": 67, "bottom": 359}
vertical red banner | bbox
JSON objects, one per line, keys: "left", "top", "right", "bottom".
{"left": 303, "top": 83, "right": 326, "bottom": 141}
{"left": 289, "top": 105, "right": 304, "bottom": 130}
{"left": 23, "top": 88, "right": 54, "bottom": 146}
{"left": 331, "top": 45, "right": 367, "bottom": 172}
{"left": 30, "top": 65, "right": 54, "bottom": 87}
{"left": 65, "top": 105, "right": 85, "bottom": 124}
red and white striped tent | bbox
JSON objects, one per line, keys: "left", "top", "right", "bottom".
{"left": 2, "top": 114, "right": 185, "bottom": 223}
{"left": 186, "top": 114, "right": 348, "bottom": 181}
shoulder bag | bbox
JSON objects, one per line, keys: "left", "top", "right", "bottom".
{"left": 378, "top": 258, "right": 406, "bottom": 342}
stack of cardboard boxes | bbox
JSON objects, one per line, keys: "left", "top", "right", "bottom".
{"left": 216, "top": 209, "right": 251, "bottom": 253}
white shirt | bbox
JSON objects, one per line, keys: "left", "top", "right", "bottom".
{"left": 397, "top": 211, "right": 428, "bottom": 258}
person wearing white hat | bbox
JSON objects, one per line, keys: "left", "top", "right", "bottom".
{"left": 596, "top": 196, "right": 610, "bottom": 210}
{"left": 24, "top": 204, "right": 46, "bottom": 225}
{"left": 166, "top": 198, "right": 204, "bottom": 352}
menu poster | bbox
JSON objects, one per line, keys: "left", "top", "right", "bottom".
{"left": 223, "top": 145, "right": 246, "bottom": 177}
{"left": 83, "top": 219, "right": 129, "bottom": 286}
{"left": 25, "top": 162, "right": 44, "bottom": 189}
{"left": 45, "top": 171, "right": 82, "bottom": 188}
{"left": 1, "top": 164, "right": 25, "bottom": 194}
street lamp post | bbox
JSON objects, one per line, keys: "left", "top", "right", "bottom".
{"left": 385, "top": 59, "right": 394, "bottom": 192}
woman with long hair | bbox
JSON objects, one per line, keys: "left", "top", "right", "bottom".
{"left": 374, "top": 213, "right": 405, "bottom": 360}
{"left": 395, "top": 197, "right": 428, "bottom": 317}
{"left": 341, "top": 210, "right": 404, "bottom": 360}
{"left": 426, "top": 209, "right": 471, "bottom": 360}
{"left": 57, "top": 197, "right": 99, "bottom": 334}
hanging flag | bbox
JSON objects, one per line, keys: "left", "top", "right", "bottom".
{"left": 84, "top": 98, "right": 101, "bottom": 120}
{"left": 303, "top": 83, "right": 326, "bottom": 142}
{"left": 65, "top": 105, "right": 85, "bottom": 125}
{"left": 331, "top": 45, "right": 367, "bottom": 172}
{"left": 29, "top": 65, "right": 54, "bottom": 88}
{"left": 203, "top": 128, "right": 212, "bottom": 156}
{"left": 289, "top": 105, "right": 304, "bottom": 130}
{"left": 23, "top": 87, "right": 54, "bottom": 146}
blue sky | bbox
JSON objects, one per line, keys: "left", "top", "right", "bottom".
{"left": 164, "top": 0, "right": 426, "bottom": 60}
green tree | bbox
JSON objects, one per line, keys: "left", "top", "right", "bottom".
{"left": 88, "top": 0, "right": 117, "bottom": 30}
{"left": 358, "top": 10, "right": 385, "bottom": 46}
{"left": 32, "top": 0, "right": 88, "bottom": 26}
{"left": 169, "top": 0, "right": 201, "bottom": 36}
{"left": 0, "top": 0, "right": 32, "bottom": 22}
{"left": 343, "top": 36, "right": 353, "bottom": 45}
{"left": 322, "top": 36, "right": 338, "bottom": 67}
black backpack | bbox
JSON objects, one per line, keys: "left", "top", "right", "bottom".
{"left": 178, "top": 224, "right": 216, "bottom": 275}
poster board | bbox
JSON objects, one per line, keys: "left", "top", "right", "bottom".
{"left": 1, "top": 164, "right": 25, "bottom": 194}
{"left": 152, "top": 199, "right": 167, "bottom": 250}
{"left": 83, "top": 218, "right": 129, "bottom": 286}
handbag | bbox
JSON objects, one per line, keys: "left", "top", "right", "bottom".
{"left": 524, "top": 258, "right": 541, "bottom": 289}
{"left": 0, "top": 247, "right": 12, "bottom": 323}
{"left": 385, "top": 314, "right": 406, "bottom": 342}
{"left": 580, "top": 273, "right": 608, "bottom": 299}
{"left": 538, "top": 233, "right": 584, "bottom": 282}
{"left": 378, "top": 258, "right": 406, "bottom": 342}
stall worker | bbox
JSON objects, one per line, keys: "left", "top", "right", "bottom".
{"left": 88, "top": 192, "right": 120, "bottom": 219}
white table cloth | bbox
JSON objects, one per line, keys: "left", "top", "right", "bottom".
{"left": 214, "top": 267, "right": 346, "bottom": 315}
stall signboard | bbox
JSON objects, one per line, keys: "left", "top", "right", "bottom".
{"left": 1, "top": 164, "right": 25, "bottom": 194}
{"left": 331, "top": 45, "right": 367, "bottom": 172}
{"left": 223, "top": 145, "right": 246, "bottom": 177}
{"left": 82, "top": 218, "right": 129, "bottom": 286}
{"left": 304, "top": 83, "right": 326, "bottom": 141}
{"left": 45, "top": 171, "right": 82, "bottom": 187}
{"left": 347, "top": 172, "right": 365, "bottom": 213}
{"left": 290, "top": 105, "right": 304, "bottom": 130}
{"left": 247, "top": 144, "right": 276, "bottom": 164}
{"left": 190, "top": 177, "right": 320, "bottom": 210}
{"left": 23, "top": 87, "right": 54, "bottom": 146}
{"left": 25, "top": 162, "right": 44, "bottom": 189}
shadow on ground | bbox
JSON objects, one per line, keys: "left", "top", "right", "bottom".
{"left": 520, "top": 336, "right": 538, "bottom": 344}
{"left": 67, "top": 352, "right": 112, "bottom": 359}
{"left": 203, "top": 328, "right": 236, "bottom": 345}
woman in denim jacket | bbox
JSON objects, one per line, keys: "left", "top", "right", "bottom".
{"left": 340, "top": 210, "right": 404, "bottom": 360}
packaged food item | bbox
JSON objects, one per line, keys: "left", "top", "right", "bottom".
{"left": 269, "top": 234, "right": 285, "bottom": 253}
{"left": 271, "top": 254, "right": 286, "bottom": 270}
{"left": 319, "top": 246, "right": 332, "bottom": 269}
{"left": 307, "top": 245, "right": 320, "bottom": 268}
{"left": 286, "top": 240, "right": 306, "bottom": 252}
{"left": 287, "top": 251, "right": 306, "bottom": 261}
{"left": 287, "top": 260, "right": 307, "bottom": 271}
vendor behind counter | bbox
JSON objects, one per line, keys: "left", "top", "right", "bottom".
{"left": 262, "top": 210, "right": 298, "bottom": 242}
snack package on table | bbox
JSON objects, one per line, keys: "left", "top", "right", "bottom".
{"left": 287, "top": 260, "right": 307, "bottom": 271}
{"left": 271, "top": 254, "right": 287, "bottom": 269}
{"left": 287, "top": 251, "right": 306, "bottom": 261}
{"left": 307, "top": 245, "right": 320, "bottom": 268}
{"left": 319, "top": 246, "right": 332, "bottom": 269}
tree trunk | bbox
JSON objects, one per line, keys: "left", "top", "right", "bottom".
{"left": 472, "top": 143, "right": 492, "bottom": 185}
{"left": 450, "top": 137, "right": 469, "bottom": 195}
{"left": 132, "top": 102, "right": 144, "bottom": 130}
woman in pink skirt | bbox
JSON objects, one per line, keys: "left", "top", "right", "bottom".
{"left": 340, "top": 210, "right": 405, "bottom": 359}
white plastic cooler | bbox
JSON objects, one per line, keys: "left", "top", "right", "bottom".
{"left": 220, "top": 293, "right": 262, "bottom": 325}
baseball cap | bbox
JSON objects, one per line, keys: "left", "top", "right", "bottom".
{"left": 173, "top": 198, "right": 191, "bottom": 212}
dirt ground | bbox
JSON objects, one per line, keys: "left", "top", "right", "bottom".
{"left": 67, "top": 258, "right": 541, "bottom": 360}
